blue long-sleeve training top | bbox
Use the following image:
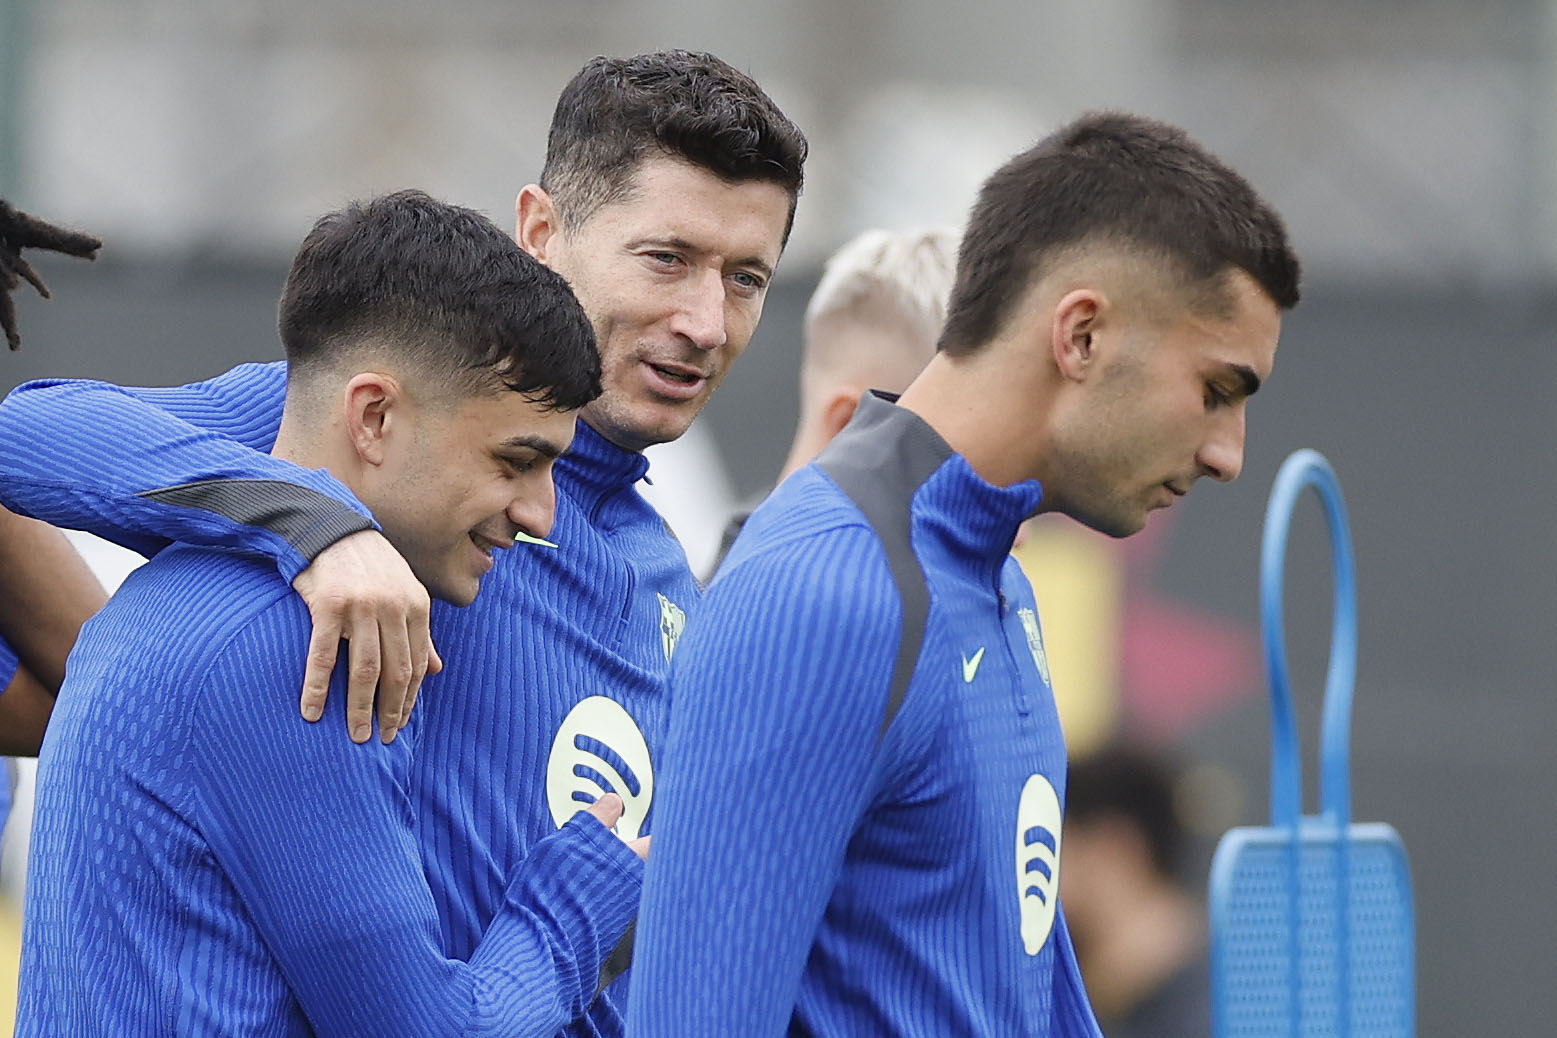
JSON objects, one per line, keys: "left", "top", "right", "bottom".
{"left": 18, "top": 544, "right": 641, "bottom": 1036}
{"left": 628, "top": 392, "right": 1105, "bottom": 1037}
{"left": 0, "top": 362, "right": 700, "bottom": 1036}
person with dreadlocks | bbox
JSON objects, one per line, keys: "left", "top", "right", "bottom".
{"left": 0, "top": 199, "right": 107, "bottom": 987}
{"left": 0, "top": 199, "right": 107, "bottom": 763}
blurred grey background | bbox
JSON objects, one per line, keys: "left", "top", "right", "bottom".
{"left": 2, "top": 1, "right": 1553, "bottom": 1034}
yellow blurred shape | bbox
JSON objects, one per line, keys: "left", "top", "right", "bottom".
{"left": 1011, "top": 518, "right": 1123, "bottom": 757}
{"left": 0, "top": 894, "right": 18, "bottom": 1038}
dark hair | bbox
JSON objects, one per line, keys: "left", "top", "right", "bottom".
{"left": 0, "top": 198, "right": 101, "bottom": 351}
{"left": 939, "top": 111, "right": 1301, "bottom": 355}
{"left": 1066, "top": 746, "right": 1184, "bottom": 878}
{"left": 540, "top": 50, "right": 808, "bottom": 241}
{"left": 278, "top": 190, "right": 600, "bottom": 410}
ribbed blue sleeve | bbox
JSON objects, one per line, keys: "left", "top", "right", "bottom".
{"left": 628, "top": 526, "right": 900, "bottom": 1037}
{"left": 0, "top": 633, "right": 15, "bottom": 826}
{"left": 0, "top": 630, "right": 18, "bottom": 695}
{"left": 0, "top": 362, "right": 373, "bottom": 581}
{"left": 192, "top": 598, "right": 645, "bottom": 1037}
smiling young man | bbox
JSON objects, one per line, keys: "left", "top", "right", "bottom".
{"left": 16, "top": 191, "right": 637, "bottom": 1036}
{"left": 0, "top": 50, "right": 805, "bottom": 1037}
{"left": 628, "top": 112, "right": 1300, "bottom": 1037}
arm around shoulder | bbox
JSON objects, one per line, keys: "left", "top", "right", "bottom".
{"left": 0, "top": 366, "right": 374, "bottom": 577}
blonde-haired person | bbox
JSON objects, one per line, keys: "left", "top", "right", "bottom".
{"left": 712, "top": 227, "right": 958, "bottom": 572}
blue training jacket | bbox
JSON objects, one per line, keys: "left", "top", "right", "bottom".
{"left": 630, "top": 392, "right": 1105, "bottom": 1037}
{"left": 0, "top": 362, "right": 698, "bottom": 1036}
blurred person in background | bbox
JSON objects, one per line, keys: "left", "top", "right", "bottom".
{"left": 0, "top": 197, "right": 107, "bottom": 756}
{"left": 712, "top": 225, "right": 959, "bottom": 573}
{"left": 0, "top": 195, "right": 111, "bottom": 1024}
{"left": 1062, "top": 745, "right": 1210, "bottom": 1038}
{"left": 0, "top": 50, "right": 805, "bottom": 1036}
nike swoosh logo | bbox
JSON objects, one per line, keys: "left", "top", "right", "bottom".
{"left": 513, "top": 531, "right": 559, "bottom": 549}
{"left": 961, "top": 647, "right": 986, "bottom": 683}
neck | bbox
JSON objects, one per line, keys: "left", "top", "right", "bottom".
{"left": 578, "top": 406, "right": 649, "bottom": 455}
{"left": 272, "top": 409, "right": 361, "bottom": 489}
{"left": 777, "top": 418, "right": 831, "bottom": 482}
{"left": 894, "top": 347, "right": 1056, "bottom": 488}
{"left": 1077, "top": 876, "right": 1204, "bottom": 1021}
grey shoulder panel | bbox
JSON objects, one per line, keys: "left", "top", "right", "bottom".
{"left": 814, "top": 393, "right": 952, "bottom": 738}
{"left": 596, "top": 919, "right": 635, "bottom": 997}
{"left": 138, "top": 478, "right": 375, "bottom": 562}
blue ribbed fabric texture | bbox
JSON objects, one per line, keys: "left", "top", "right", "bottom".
{"left": 0, "top": 632, "right": 15, "bottom": 826}
{"left": 629, "top": 403, "right": 1105, "bottom": 1037}
{"left": 0, "top": 364, "right": 371, "bottom": 581}
{"left": 415, "top": 416, "right": 698, "bottom": 1037}
{"left": 0, "top": 633, "right": 18, "bottom": 693}
{"left": 17, "top": 545, "right": 643, "bottom": 1036}
{"left": 0, "top": 363, "right": 700, "bottom": 1036}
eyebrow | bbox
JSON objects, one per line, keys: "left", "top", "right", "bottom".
{"left": 1229, "top": 364, "right": 1262, "bottom": 398}
{"left": 498, "top": 434, "right": 567, "bottom": 460}
{"left": 629, "top": 236, "right": 775, "bottom": 282}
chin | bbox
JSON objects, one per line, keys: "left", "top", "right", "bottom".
{"left": 1072, "top": 507, "right": 1146, "bottom": 540}
{"left": 613, "top": 405, "right": 699, "bottom": 450}
{"left": 426, "top": 576, "right": 480, "bottom": 608}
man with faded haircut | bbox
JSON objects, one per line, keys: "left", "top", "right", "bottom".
{"left": 0, "top": 51, "right": 805, "bottom": 1036}
{"left": 19, "top": 191, "right": 618, "bottom": 1036}
{"left": 631, "top": 112, "right": 1300, "bottom": 1036}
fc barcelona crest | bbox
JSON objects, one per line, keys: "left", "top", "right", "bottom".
{"left": 1017, "top": 607, "right": 1051, "bottom": 686}
{"left": 657, "top": 593, "right": 686, "bottom": 661}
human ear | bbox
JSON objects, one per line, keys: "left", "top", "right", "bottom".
{"left": 1050, "top": 289, "right": 1103, "bottom": 383}
{"left": 342, "top": 372, "right": 400, "bottom": 467}
{"left": 821, "top": 386, "right": 865, "bottom": 439}
{"left": 515, "top": 184, "right": 562, "bottom": 263}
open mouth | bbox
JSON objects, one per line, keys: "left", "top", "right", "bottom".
{"left": 469, "top": 533, "right": 505, "bottom": 558}
{"left": 649, "top": 363, "right": 702, "bottom": 385}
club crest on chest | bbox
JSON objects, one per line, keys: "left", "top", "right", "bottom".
{"left": 657, "top": 592, "right": 686, "bottom": 662}
{"left": 1017, "top": 607, "right": 1051, "bottom": 687}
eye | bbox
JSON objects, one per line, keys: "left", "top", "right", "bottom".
{"left": 1204, "top": 383, "right": 1232, "bottom": 410}
{"left": 645, "top": 251, "right": 680, "bottom": 268}
{"left": 728, "top": 270, "right": 766, "bottom": 293}
{"left": 501, "top": 454, "right": 539, "bottom": 476}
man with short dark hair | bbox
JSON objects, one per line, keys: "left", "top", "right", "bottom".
{"left": 17, "top": 191, "right": 625, "bottom": 1036}
{"left": 0, "top": 50, "right": 805, "bottom": 1036}
{"left": 629, "top": 111, "right": 1300, "bottom": 1036}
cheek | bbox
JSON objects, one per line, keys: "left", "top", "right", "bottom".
{"left": 717, "top": 307, "right": 762, "bottom": 365}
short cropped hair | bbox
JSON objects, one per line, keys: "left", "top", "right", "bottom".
{"left": 540, "top": 50, "right": 808, "bottom": 241}
{"left": 939, "top": 111, "right": 1301, "bottom": 355}
{"left": 278, "top": 190, "right": 601, "bottom": 410}
{"left": 1066, "top": 746, "right": 1185, "bottom": 878}
{"left": 803, "top": 227, "right": 960, "bottom": 360}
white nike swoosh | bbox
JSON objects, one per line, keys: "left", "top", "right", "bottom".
{"left": 961, "top": 647, "right": 986, "bottom": 683}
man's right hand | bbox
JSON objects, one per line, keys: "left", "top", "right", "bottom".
{"left": 291, "top": 529, "right": 441, "bottom": 744}
{"left": 586, "top": 793, "right": 652, "bottom": 861}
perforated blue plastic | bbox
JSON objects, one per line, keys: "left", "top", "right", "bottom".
{"left": 1209, "top": 449, "right": 1415, "bottom": 1037}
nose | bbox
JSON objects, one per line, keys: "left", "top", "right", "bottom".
{"left": 668, "top": 268, "right": 728, "bottom": 351}
{"left": 509, "top": 472, "right": 558, "bottom": 540}
{"left": 1198, "top": 409, "right": 1246, "bottom": 483}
